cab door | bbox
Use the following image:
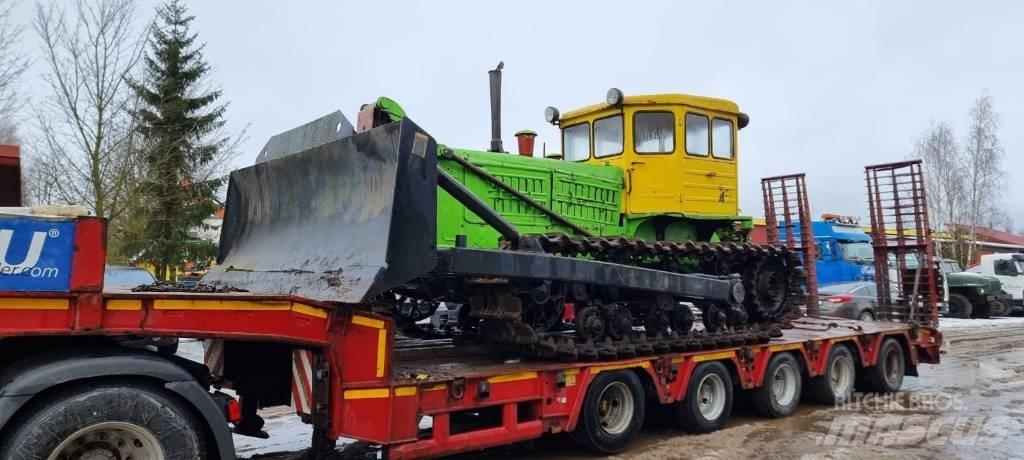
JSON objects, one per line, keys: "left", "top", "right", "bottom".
{"left": 623, "top": 107, "right": 682, "bottom": 214}
{"left": 679, "top": 110, "right": 738, "bottom": 216}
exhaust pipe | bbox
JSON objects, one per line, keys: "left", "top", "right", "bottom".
{"left": 488, "top": 61, "right": 504, "bottom": 152}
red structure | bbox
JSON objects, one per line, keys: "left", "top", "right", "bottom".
{"left": 761, "top": 173, "right": 819, "bottom": 317}
{"left": 865, "top": 160, "right": 938, "bottom": 325}
{"left": 0, "top": 144, "right": 21, "bottom": 206}
{"left": 0, "top": 215, "right": 944, "bottom": 459}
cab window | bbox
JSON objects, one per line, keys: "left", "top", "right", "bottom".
{"left": 634, "top": 112, "right": 674, "bottom": 154}
{"left": 685, "top": 113, "right": 709, "bottom": 156}
{"left": 712, "top": 118, "right": 734, "bottom": 160}
{"left": 563, "top": 122, "right": 590, "bottom": 161}
{"left": 594, "top": 115, "right": 623, "bottom": 158}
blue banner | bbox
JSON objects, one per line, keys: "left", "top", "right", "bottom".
{"left": 0, "top": 216, "right": 76, "bottom": 292}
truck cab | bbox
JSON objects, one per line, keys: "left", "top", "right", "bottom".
{"left": 967, "top": 253, "right": 1024, "bottom": 311}
{"left": 553, "top": 91, "right": 746, "bottom": 220}
{"left": 941, "top": 258, "right": 1011, "bottom": 317}
{"left": 811, "top": 216, "right": 874, "bottom": 286}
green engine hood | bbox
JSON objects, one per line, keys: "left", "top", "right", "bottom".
{"left": 946, "top": 271, "right": 1003, "bottom": 292}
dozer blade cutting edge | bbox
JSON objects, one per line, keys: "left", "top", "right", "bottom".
{"left": 203, "top": 116, "right": 438, "bottom": 304}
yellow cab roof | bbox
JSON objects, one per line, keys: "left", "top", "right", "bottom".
{"left": 560, "top": 93, "right": 741, "bottom": 120}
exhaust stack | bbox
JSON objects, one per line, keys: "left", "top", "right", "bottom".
{"left": 488, "top": 62, "right": 504, "bottom": 152}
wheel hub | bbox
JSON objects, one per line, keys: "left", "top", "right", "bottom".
{"left": 696, "top": 374, "right": 726, "bottom": 419}
{"left": 48, "top": 421, "right": 163, "bottom": 460}
{"left": 596, "top": 382, "right": 634, "bottom": 435}
{"left": 770, "top": 362, "right": 799, "bottom": 407}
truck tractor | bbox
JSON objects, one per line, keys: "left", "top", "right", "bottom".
{"left": 939, "top": 258, "right": 1011, "bottom": 318}
{"left": 966, "top": 253, "right": 1024, "bottom": 314}
{"left": 205, "top": 66, "right": 807, "bottom": 355}
{"left": 771, "top": 214, "right": 873, "bottom": 286}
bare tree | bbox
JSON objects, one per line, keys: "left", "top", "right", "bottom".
{"left": 913, "top": 121, "right": 968, "bottom": 261}
{"left": 30, "top": 0, "right": 146, "bottom": 218}
{"left": 963, "top": 90, "right": 1006, "bottom": 263}
{"left": 0, "top": 0, "right": 30, "bottom": 143}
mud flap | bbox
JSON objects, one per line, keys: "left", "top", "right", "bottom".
{"left": 204, "top": 118, "right": 438, "bottom": 303}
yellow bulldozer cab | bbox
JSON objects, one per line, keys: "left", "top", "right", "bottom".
{"left": 558, "top": 94, "right": 742, "bottom": 218}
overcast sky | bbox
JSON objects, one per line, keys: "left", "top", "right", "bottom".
{"left": 11, "top": 1, "right": 1024, "bottom": 229}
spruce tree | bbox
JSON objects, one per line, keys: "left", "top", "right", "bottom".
{"left": 129, "top": 0, "right": 225, "bottom": 280}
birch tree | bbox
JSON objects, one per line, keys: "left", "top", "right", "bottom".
{"left": 963, "top": 91, "right": 1006, "bottom": 263}
{"left": 914, "top": 121, "right": 968, "bottom": 261}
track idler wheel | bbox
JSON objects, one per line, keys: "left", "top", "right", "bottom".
{"left": 747, "top": 258, "right": 788, "bottom": 321}
{"left": 576, "top": 306, "right": 607, "bottom": 342}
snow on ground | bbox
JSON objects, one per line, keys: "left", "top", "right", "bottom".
{"left": 935, "top": 315, "right": 1024, "bottom": 331}
{"left": 176, "top": 340, "right": 320, "bottom": 456}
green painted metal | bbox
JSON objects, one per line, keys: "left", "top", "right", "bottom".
{"left": 435, "top": 146, "right": 753, "bottom": 249}
{"left": 375, "top": 97, "right": 406, "bottom": 122}
{"left": 437, "top": 147, "right": 623, "bottom": 248}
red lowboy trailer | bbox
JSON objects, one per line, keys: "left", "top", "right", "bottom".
{"left": 0, "top": 214, "right": 941, "bottom": 459}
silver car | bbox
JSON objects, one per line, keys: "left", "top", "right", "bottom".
{"left": 819, "top": 282, "right": 877, "bottom": 321}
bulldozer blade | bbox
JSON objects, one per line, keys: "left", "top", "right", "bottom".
{"left": 204, "top": 118, "right": 438, "bottom": 304}
{"left": 255, "top": 110, "right": 355, "bottom": 164}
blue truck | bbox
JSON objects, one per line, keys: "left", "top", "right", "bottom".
{"left": 777, "top": 216, "right": 874, "bottom": 286}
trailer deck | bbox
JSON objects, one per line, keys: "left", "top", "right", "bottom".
{"left": 0, "top": 287, "right": 940, "bottom": 459}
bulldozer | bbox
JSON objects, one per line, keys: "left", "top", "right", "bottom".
{"left": 204, "top": 64, "right": 805, "bottom": 360}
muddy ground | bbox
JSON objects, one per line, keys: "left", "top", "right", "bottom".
{"left": 194, "top": 317, "right": 1024, "bottom": 459}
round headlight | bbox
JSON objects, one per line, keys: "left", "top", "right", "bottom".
{"left": 606, "top": 87, "right": 624, "bottom": 106}
{"left": 544, "top": 106, "right": 560, "bottom": 124}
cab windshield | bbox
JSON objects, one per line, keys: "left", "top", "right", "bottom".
{"left": 840, "top": 242, "right": 873, "bottom": 263}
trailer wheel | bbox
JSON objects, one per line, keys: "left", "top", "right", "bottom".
{"left": 674, "top": 361, "right": 733, "bottom": 433}
{"left": 751, "top": 352, "right": 802, "bottom": 418}
{"left": 946, "top": 293, "right": 972, "bottom": 319}
{"left": 0, "top": 380, "right": 205, "bottom": 460}
{"left": 809, "top": 344, "right": 856, "bottom": 404}
{"left": 571, "top": 370, "right": 646, "bottom": 454}
{"left": 861, "top": 337, "right": 905, "bottom": 393}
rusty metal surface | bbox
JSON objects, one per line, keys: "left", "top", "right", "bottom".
{"left": 130, "top": 282, "right": 247, "bottom": 293}
{"left": 864, "top": 160, "right": 938, "bottom": 325}
{"left": 203, "top": 118, "right": 438, "bottom": 304}
{"left": 761, "top": 173, "right": 819, "bottom": 317}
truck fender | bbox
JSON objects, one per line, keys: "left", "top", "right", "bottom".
{"left": 0, "top": 346, "right": 236, "bottom": 460}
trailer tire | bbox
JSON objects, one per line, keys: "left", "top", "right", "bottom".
{"left": 861, "top": 337, "right": 904, "bottom": 394}
{"left": 674, "top": 361, "right": 733, "bottom": 433}
{"left": 571, "top": 370, "right": 646, "bottom": 454}
{"left": 809, "top": 344, "right": 856, "bottom": 404}
{"left": 946, "top": 293, "right": 972, "bottom": 319}
{"left": 751, "top": 352, "right": 802, "bottom": 418}
{"left": 0, "top": 380, "right": 206, "bottom": 460}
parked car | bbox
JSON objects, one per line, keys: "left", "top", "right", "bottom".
{"left": 103, "top": 265, "right": 159, "bottom": 290}
{"left": 940, "top": 259, "right": 1011, "bottom": 318}
{"left": 818, "top": 282, "right": 877, "bottom": 321}
{"left": 103, "top": 265, "right": 179, "bottom": 354}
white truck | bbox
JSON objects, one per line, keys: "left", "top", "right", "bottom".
{"left": 967, "top": 253, "right": 1024, "bottom": 313}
